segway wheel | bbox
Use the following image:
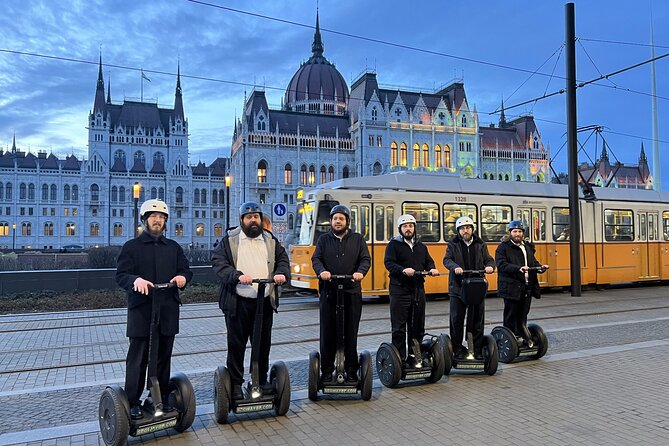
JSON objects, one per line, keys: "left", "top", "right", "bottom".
{"left": 439, "top": 334, "right": 453, "bottom": 376}
{"left": 214, "top": 366, "right": 231, "bottom": 424}
{"left": 308, "top": 351, "right": 320, "bottom": 402}
{"left": 375, "top": 342, "right": 401, "bottom": 388}
{"left": 359, "top": 351, "right": 373, "bottom": 401}
{"left": 170, "top": 372, "right": 196, "bottom": 433}
{"left": 426, "top": 338, "right": 445, "bottom": 383}
{"left": 492, "top": 326, "right": 518, "bottom": 363}
{"left": 99, "top": 386, "right": 130, "bottom": 446}
{"left": 482, "top": 334, "right": 499, "bottom": 376}
{"left": 528, "top": 323, "right": 549, "bottom": 359}
{"left": 271, "top": 361, "right": 291, "bottom": 416}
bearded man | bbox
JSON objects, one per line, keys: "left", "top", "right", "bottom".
{"left": 211, "top": 201, "right": 290, "bottom": 400}
{"left": 383, "top": 214, "right": 439, "bottom": 366}
{"left": 442, "top": 216, "right": 495, "bottom": 360}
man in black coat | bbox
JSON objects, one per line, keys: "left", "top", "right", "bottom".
{"left": 495, "top": 220, "right": 549, "bottom": 340}
{"left": 311, "top": 204, "right": 370, "bottom": 383}
{"left": 116, "top": 199, "right": 192, "bottom": 420}
{"left": 384, "top": 214, "right": 439, "bottom": 365}
{"left": 442, "top": 216, "right": 495, "bottom": 359}
{"left": 211, "top": 202, "right": 290, "bottom": 399}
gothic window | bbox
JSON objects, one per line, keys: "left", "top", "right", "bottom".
{"left": 288, "top": 213, "right": 294, "bottom": 230}
{"left": 0, "top": 183, "right": 4, "bottom": 200}
{"left": 422, "top": 143, "right": 430, "bottom": 167}
{"left": 395, "top": 107, "right": 402, "bottom": 122}
{"left": 257, "top": 115, "right": 266, "bottom": 131}
{"left": 257, "top": 160, "right": 268, "bottom": 183}
{"left": 413, "top": 143, "right": 420, "bottom": 168}
{"left": 44, "top": 222, "right": 54, "bottom": 236}
{"left": 90, "top": 184, "right": 99, "bottom": 202}
{"left": 22, "top": 222, "right": 31, "bottom": 236}
{"left": 400, "top": 143, "right": 408, "bottom": 167}
{"left": 300, "top": 164, "right": 307, "bottom": 185}
{"left": 151, "top": 187, "right": 157, "bottom": 199}
{"left": 153, "top": 151, "right": 165, "bottom": 164}
{"left": 212, "top": 190, "right": 218, "bottom": 205}
{"left": 391, "top": 142, "right": 398, "bottom": 167}
{"left": 175, "top": 223, "right": 184, "bottom": 236}
{"left": 66, "top": 222, "right": 76, "bottom": 236}
{"left": 438, "top": 112, "right": 445, "bottom": 125}
{"left": 373, "top": 162, "right": 382, "bottom": 176}
{"left": 196, "top": 223, "right": 205, "bottom": 237}
{"left": 435, "top": 145, "right": 442, "bottom": 168}
{"left": 371, "top": 107, "right": 378, "bottom": 121}
{"left": 444, "top": 145, "right": 451, "bottom": 168}
{"left": 461, "top": 115, "right": 467, "bottom": 127}
{"left": 483, "top": 173, "right": 489, "bottom": 180}
{"left": 113, "top": 223, "right": 123, "bottom": 237}
{"left": 214, "top": 223, "right": 223, "bottom": 237}
{"left": 308, "top": 165, "right": 316, "bottom": 185}
{"left": 328, "top": 166, "right": 335, "bottom": 182}
{"left": 201, "top": 189, "right": 207, "bottom": 205}
{"left": 5, "top": 183, "right": 11, "bottom": 200}
{"left": 158, "top": 187, "right": 165, "bottom": 201}
{"left": 72, "top": 185, "right": 78, "bottom": 201}
{"left": 90, "top": 223, "right": 100, "bottom": 237}
{"left": 119, "top": 186, "right": 126, "bottom": 203}
{"left": 64, "top": 185, "right": 70, "bottom": 201}
{"left": 194, "top": 188, "right": 200, "bottom": 204}
{"left": 28, "top": 184, "right": 35, "bottom": 200}
{"left": 20, "top": 183, "right": 26, "bottom": 200}
{"left": 320, "top": 165, "right": 327, "bottom": 184}
{"left": 50, "top": 184, "right": 56, "bottom": 201}
{"left": 134, "top": 151, "right": 145, "bottom": 163}
{"left": 284, "top": 164, "right": 292, "bottom": 185}
{"left": 176, "top": 187, "right": 184, "bottom": 203}
{"left": 114, "top": 150, "right": 126, "bottom": 164}
{"left": 41, "top": 184, "right": 47, "bottom": 200}
{"left": 343, "top": 166, "right": 350, "bottom": 179}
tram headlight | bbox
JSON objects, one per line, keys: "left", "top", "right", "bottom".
{"left": 293, "top": 264, "right": 301, "bottom": 274}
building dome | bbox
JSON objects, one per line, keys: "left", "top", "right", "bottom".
{"left": 284, "top": 14, "right": 349, "bottom": 115}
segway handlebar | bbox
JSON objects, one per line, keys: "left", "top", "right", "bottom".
{"left": 461, "top": 269, "right": 491, "bottom": 276}
{"left": 251, "top": 278, "right": 278, "bottom": 284}
{"left": 525, "top": 266, "right": 547, "bottom": 272}
{"left": 329, "top": 274, "right": 355, "bottom": 280}
{"left": 414, "top": 270, "right": 437, "bottom": 277}
{"left": 248, "top": 278, "right": 282, "bottom": 312}
{"left": 151, "top": 282, "right": 177, "bottom": 289}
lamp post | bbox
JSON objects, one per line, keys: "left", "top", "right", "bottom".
{"left": 133, "top": 182, "right": 141, "bottom": 237}
{"left": 225, "top": 174, "right": 232, "bottom": 230}
{"left": 12, "top": 223, "right": 16, "bottom": 251}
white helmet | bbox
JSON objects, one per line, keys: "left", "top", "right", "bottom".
{"left": 455, "top": 216, "right": 474, "bottom": 231}
{"left": 140, "top": 199, "right": 169, "bottom": 221}
{"left": 397, "top": 214, "right": 416, "bottom": 228}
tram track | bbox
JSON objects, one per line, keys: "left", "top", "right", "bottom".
{"left": 2, "top": 302, "right": 668, "bottom": 375}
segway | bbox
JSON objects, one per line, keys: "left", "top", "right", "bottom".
{"left": 492, "top": 266, "right": 549, "bottom": 363}
{"left": 376, "top": 271, "right": 446, "bottom": 388}
{"left": 214, "top": 278, "right": 290, "bottom": 423}
{"left": 99, "top": 283, "right": 196, "bottom": 445}
{"left": 308, "top": 275, "right": 373, "bottom": 401}
{"left": 440, "top": 270, "right": 498, "bottom": 376}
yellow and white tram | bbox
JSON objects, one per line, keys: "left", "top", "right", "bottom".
{"left": 289, "top": 172, "right": 669, "bottom": 297}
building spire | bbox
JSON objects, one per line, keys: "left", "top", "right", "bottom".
{"left": 499, "top": 98, "right": 507, "bottom": 127}
{"left": 311, "top": 10, "right": 324, "bottom": 57}
{"left": 93, "top": 53, "right": 106, "bottom": 114}
{"left": 12, "top": 132, "right": 16, "bottom": 153}
{"left": 174, "top": 62, "right": 184, "bottom": 120}
{"left": 106, "top": 76, "right": 111, "bottom": 105}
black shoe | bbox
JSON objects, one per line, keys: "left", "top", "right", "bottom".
{"left": 232, "top": 385, "right": 244, "bottom": 400}
{"left": 260, "top": 381, "right": 275, "bottom": 394}
{"left": 454, "top": 347, "right": 468, "bottom": 360}
{"left": 473, "top": 352, "right": 484, "bottom": 361}
{"left": 161, "top": 400, "right": 174, "bottom": 413}
{"left": 345, "top": 371, "right": 358, "bottom": 383}
{"left": 320, "top": 372, "right": 333, "bottom": 383}
{"left": 130, "top": 405, "right": 144, "bottom": 420}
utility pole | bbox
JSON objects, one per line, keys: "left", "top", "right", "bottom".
{"left": 565, "top": 2, "right": 582, "bottom": 296}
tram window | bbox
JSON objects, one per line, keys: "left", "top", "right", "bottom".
{"left": 375, "top": 206, "right": 385, "bottom": 242}
{"left": 350, "top": 206, "right": 358, "bottom": 233}
{"left": 387, "top": 206, "right": 395, "bottom": 239}
{"left": 648, "top": 214, "right": 657, "bottom": 241}
{"left": 604, "top": 209, "right": 633, "bottom": 241}
{"left": 639, "top": 214, "right": 647, "bottom": 241}
{"left": 360, "top": 205, "right": 370, "bottom": 241}
{"left": 443, "top": 204, "right": 477, "bottom": 239}
{"left": 662, "top": 212, "right": 669, "bottom": 240}
{"left": 312, "top": 200, "right": 339, "bottom": 242}
{"left": 552, "top": 207, "right": 570, "bottom": 241}
{"left": 402, "top": 202, "right": 440, "bottom": 242}
{"left": 532, "top": 210, "right": 545, "bottom": 241}
{"left": 480, "top": 204, "right": 511, "bottom": 242}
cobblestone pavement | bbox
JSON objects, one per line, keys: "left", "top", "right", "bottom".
{"left": 1, "top": 286, "right": 669, "bottom": 445}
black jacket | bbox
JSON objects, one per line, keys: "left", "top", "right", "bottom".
{"left": 495, "top": 237, "right": 542, "bottom": 301}
{"left": 116, "top": 231, "right": 192, "bottom": 337}
{"left": 311, "top": 229, "right": 371, "bottom": 296}
{"left": 384, "top": 236, "right": 435, "bottom": 294}
{"left": 211, "top": 226, "right": 290, "bottom": 317}
{"left": 442, "top": 233, "right": 495, "bottom": 297}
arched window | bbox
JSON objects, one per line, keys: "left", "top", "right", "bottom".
{"left": 257, "top": 160, "right": 268, "bottom": 183}
{"left": 373, "top": 162, "right": 382, "bottom": 176}
{"left": 66, "top": 222, "right": 76, "bottom": 236}
{"left": 516, "top": 174, "right": 522, "bottom": 181}
{"left": 0, "top": 183, "right": 3, "bottom": 199}
{"left": 114, "top": 150, "right": 126, "bottom": 165}
{"left": 391, "top": 141, "right": 398, "bottom": 166}
{"left": 400, "top": 143, "right": 407, "bottom": 167}
{"left": 153, "top": 151, "right": 165, "bottom": 165}
{"left": 175, "top": 223, "right": 184, "bottom": 236}
{"left": 90, "top": 223, "right": 100, "bottom": 237}
{"left": 44, "top": 222, "right": 54, "bottom": 236}
{"left": 435, "top": 145, "right": 442, "bottom": 168}
{"left": 41, "top": 184, "right": 48, "bottom": 200}
{"left": 64, "top": 185, "right": 70, "bottom": 201}
{"left": 413, "top": 143, "right": 420, "bottom": 168}
{"left": 212, "top": 190, "right": 218, "bottom": 205}
{"left": 5, "top": 183, "right": 11, "bottom": 200}
{"left": 308, "top": 165, "right": 316, "bottom": 184}
{"left": 444, "top": 145, "right": 451, "bottom": 168}
{"left": 113, "top": 223, "right": 123, "bottom": 237}
{"left": 176, "top": 187, "right": 184, "bottom": 203}
{"left": 343, "top": 166, "right": 350, "bottom": 179}
{"left": 505, "top": 174, "right": 510, "bottom": 181}
{"left": 300, "top": 165, "right": 307, "bottom": 185}
{"left": 194, "top": 188, "right": 200, "bottom": 204}
{"left": 158, "top": 187, "right": 165, "bottom": 201}
{"left": 151, "top": 187, "right": 157, "bottom": 199}
{"left": 28, "top": 183, "right": 35, "bottom": 200}
{"left": 499, "top": 173, "right": 504, "bottom": 180}
{"left": 284, "top": 164, "right": 292, "bottom": 184}
{"left": 328, "top": 166, "right": 335, "bottom": 182}
{"left": 22, "top": 222, "right": 31, "bottom": 236}
{"left": 90, "top": 184, "right": 99, "bottom": 202}
{"left": 201, "top": 189, "right": 207, "bottom": 204}
{"left": 371, "top": 106, "right": 378, "bottom": 121}
{"left": 461, "top": 115, "right": 467, "bottom": 127}
{"left": 422, "top": 143, "right": 430, "bottom": 167}
{"left": 72, "top": 185, "right": 78, "bottom": 201}
{"left": 483, "top": 173, "right": 489, "bottom": 180}
{"left": 196, "top": 223, "right": 205, "bottom": 237}
{"left": 320, "top": 165, "right": 327, "bottom": 184}
{"left": 0, "top": 222, "right": 7, "bottom": 236}
{"left": 50, "top": 184, "right": 56, "bottom": 201}
{"left": 214, "top": 223, "right": 223, "bottom": 237}
{"left": 20, "top": 183, "right": 26, "bottom": 200}
{"left": 119, "top": 186, "right": 126, "bottom": 203}
{"left": 134, "top": 151, "right": 145, "bottom": 163}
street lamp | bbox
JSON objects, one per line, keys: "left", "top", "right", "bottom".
{"left": 133, "top": 182, "right": 141, "bottom": 237}
{"left": 12, "top": 223, "right": 16, "bottom": 251}
{"left": 225, "top": 174, "right": 232, "bottom": 230}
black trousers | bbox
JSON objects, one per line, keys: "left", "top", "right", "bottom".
{"left": 225, "top": 296, "right": 274, "bottom": 386}
{"left": 125, "top": 334, "right": 175, "bottom": 407}
{"left": 503, "top": 290, "right": 532, "bottom": 337}
{"left": 389, "top": 288, "right": 425, "bottom": 360}
{"left": 449, "top": 295, "right": 485, "bottom": 354}
{"left": 319, "top": 289, "right": 362, "bottom": 375}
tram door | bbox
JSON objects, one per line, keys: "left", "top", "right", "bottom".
{"left": 349, "top": 201, "right": 395, "bottom": 293}
{"left": 516, "top": 207, "right": 550, "bottom": 285}
{"left": 637, "top": 211, "right": 660, "bottom": 279}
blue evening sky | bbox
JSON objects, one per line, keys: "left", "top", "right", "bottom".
{"left": 0, "top": 1, "right": 667, "bottom": 186}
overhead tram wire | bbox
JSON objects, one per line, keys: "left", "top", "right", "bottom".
{"left": 505, "top": 44, "right": 564, "bottom": 104}
{"left": 579, "top": 37, "right": 669, "bottom": 50}
{"left": 2, "top": 48, "right": 667, "bottom": 146}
